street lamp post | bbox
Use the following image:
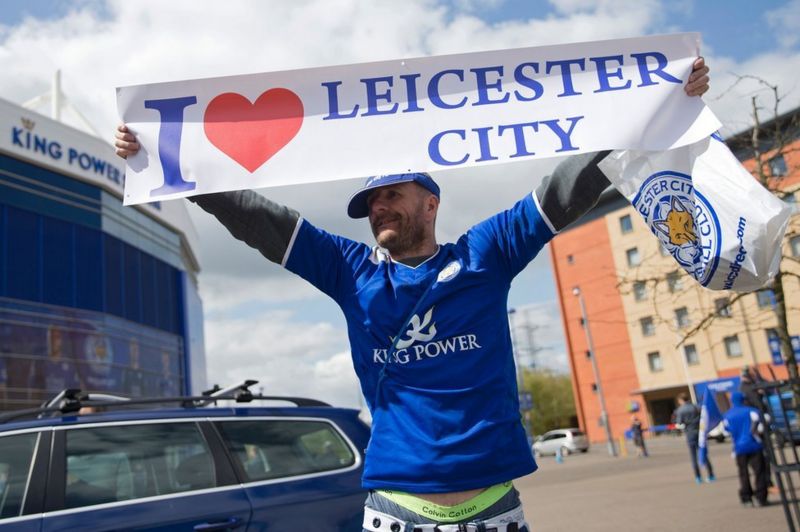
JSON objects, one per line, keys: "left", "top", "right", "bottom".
{"left": 573, "top": 287, "right": 617, "bottom": 457}
{"left": 508, "top": 308, "right": 532, "bottom": 442}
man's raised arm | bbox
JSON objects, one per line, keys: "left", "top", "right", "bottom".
{"left": 533, "top": 56, "right": 710, "bottom": 233}
{"left": 115, "top": 125, "right": 299, "bottom": 265}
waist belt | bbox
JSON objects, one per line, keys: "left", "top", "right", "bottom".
{"left": 363, "top": 506, "right": 527, "bottom": 532}
{"left": 376, "top": 482, "right": 514, "bottom": 523}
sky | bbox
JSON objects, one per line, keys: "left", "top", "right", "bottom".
{"left": 1, "top": 0, "right": 799, "bottom": 408}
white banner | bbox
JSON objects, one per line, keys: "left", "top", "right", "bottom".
{"left": 117, "top": 33, "right": 720, "bottom": 205}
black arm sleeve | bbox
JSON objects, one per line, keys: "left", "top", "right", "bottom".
{"left": 534, "top": 150, "right": 612, "bottom": 232}
{"left": 190, "top": 190, "right": 300, "bottom": 264}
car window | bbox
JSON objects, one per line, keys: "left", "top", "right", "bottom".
{"left": 545, "top": 433, "right": 566, "bottom": 441}
{"left": 570, "top": 430, "right": 585, "bottom": 437}
{"left": 0, "top": 432, "right": 39, "bottom": 519}
{"left": 65, "top": 422, "right": 215, "bottom": 509}
{"left": 217, "top": 420, "right": 355, "bottom": 482}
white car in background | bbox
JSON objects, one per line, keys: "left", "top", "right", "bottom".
{"left": 708, "top": 421, "right": 730, "bottom": 442}
{"left": 533, "top": 428, "right": 590, "bottom": 456}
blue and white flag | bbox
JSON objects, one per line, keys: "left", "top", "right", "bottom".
{"left": 599, "top": 135, "right": 792, "bottom": 292}
{"left": 697, "top": 389, "right": 723, "bottom": 466}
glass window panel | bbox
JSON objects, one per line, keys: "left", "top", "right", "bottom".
{"left": 65, "top": 422, "right": 214, "bottom": 509}
{"left": 218, "top": 420, "right": 355, "bottom": 482}
{"left": 0, "top": 432, "right": 39, "bottom": 518}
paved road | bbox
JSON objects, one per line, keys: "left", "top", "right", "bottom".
{"left": 516, "top": 436, "right": 788, "bottom": 531}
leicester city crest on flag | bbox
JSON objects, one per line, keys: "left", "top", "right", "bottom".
{"left": 599, "top": 135, "right": 792, "bottom": 292}
{"left": 632, "top": 171, "right": 721, "bottom": 286}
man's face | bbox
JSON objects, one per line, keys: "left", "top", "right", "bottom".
{"left": 367, "top": 182, "right": 431, "bottom": 255}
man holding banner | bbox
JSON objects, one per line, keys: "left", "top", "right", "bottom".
{"left": 116, "top": 55, "right": 709, "bottom": 532}
{"left": 675, "top": 391, "right": 717, "bottom": 485}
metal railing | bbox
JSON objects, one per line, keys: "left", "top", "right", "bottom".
{"left": 751, "top": 376, "right": 800, "bottom": 531}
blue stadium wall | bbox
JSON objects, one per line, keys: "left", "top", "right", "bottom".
{"left": 0, "top": 100, "right": 206, "bottom": 410}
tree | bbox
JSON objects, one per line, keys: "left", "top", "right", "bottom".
{"left": 619, "top": 77, "right": 800, "bottom": 381}
{"left": 521, "top": 368, "right": 577, "bottom": 436}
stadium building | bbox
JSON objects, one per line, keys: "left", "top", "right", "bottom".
{"left": 0, "top": 95, "right": 205, "bottom": 411}
{"left": 550, "top": 109, "right": 800, "bottom": 443}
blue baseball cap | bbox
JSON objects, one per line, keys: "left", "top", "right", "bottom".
{"left": 347, "top": 172, "right": 440, "bottom": 219}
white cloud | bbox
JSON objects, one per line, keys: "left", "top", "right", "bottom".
{"left": 766, "top": 0, "right": 800, "bottom": 49}
{"left": 203, "top": 306, "right": 359, "bottom": 406}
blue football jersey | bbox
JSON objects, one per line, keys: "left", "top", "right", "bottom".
{"left": 284, "top": 192, "right": 554, "bottom": 492}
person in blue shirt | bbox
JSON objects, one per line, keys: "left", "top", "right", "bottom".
{"left": 115, "top": 59, "right": 709, "bottom": 532}
{"left": 723, "top": 391, "right": 769, "bottom": 507}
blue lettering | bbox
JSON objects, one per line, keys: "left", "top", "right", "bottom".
{"left": 428, "top": 69, "right": 467, "bottom": 109}
{"left": 399, "top": 74, "right": 424, "bottom": 113}
{"left": 497, "top": 122, "right": 537, "bottom": 158}
{"left": 34, "top": 135, "right": 47, "bottom": 155}
{"left": 545, "top": 58, "right": 585, "bottom": 97}
{"left": 472, "top": 126, "right": 498, "bottom": 162}
{"left": 92, "top": 158, "right": 107, "bottom": 175}
{"left": 470, "top": 66, "right": 510, "bottom": 106}
{"left": 428, "top": 129, "right": 468, "bottom": 166}
{"left": 48, "top": 142, "right": 62, "bottom": 159}
{"left": 630, "top": 52, "right": 682, "bottom": 87}
{"left": 321, "top": 81, "right": 359, "bottom": 120}
{"left": 11, "top": 127, "right": 24, "bottom": 147}
{"left": 513, "top": 63, "right": 543, "bottom": 101}
{"left": 539, "top": 116, "right": 583, "bottom": 152}
{"left": 361, "top": 76, "right": 398, "bottom": 116}
{"left": 590, "top": 55, "right": 631, "bottom": 92}
{"left": 144, "top": 96, "right": 198, "bottom": 197}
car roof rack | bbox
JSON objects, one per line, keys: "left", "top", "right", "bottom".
{"left": 0, "top": 380, "right": 331, "bottom": 425}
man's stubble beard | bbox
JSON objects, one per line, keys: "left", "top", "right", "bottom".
{"left": 373, "top": 204, "right": 427, "bottom": 257}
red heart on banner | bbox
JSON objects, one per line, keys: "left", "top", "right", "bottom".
{"left": 204, "top": 89, "right": 304, "bottom": 172}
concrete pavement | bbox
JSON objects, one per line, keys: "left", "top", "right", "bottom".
{"left": 516, "top": 435, "right": 788, "bottom": 531}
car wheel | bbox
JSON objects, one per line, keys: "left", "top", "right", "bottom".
{"left": 580, "top": 448, "right": 589, "bottom": 453}
{"left": 561, "top": 446, "right": 571, "bottom": 456}
{"left": 714, "top": 435, "right": 725, "bottom": 443}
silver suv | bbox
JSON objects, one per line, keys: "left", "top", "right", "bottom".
{"left": 532, "top": 428, "right": 590, "bottom": 456}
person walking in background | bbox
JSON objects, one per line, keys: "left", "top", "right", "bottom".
{"left": 674, "top": 392, "right": 715, "bottom": 484}
{"left": 724, "top": 391, "right": 769, "bottom": 507}
{"left": 630, "top": 416, "right": 648, "bottom": 457}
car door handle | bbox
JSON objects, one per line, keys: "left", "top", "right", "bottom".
{"left": 193, "top": 517, "right": 244, "bottom": 531}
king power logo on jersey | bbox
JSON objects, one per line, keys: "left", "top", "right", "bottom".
{"left": 373, "top": 306, "right": 482, "bottom": 365}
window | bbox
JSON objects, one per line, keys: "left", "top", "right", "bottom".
{"left": 791, "top": 235, "right": 800, "bottom": 258}
{"left": 648, "top": 351, "right": 663, "bottom": 372}
{"left": 65, "top": 422, "right": 216, "bottom": 509}
{"left": 769, "top": 154, "right": 787, "bottom": 177}
{"left": 757, "top": 289, "right": 775, "bottom": 308}
{"left": 626, "top": 247, "right": 641, "bottom": 267}
{"left": 619, "top": 214, "right": 633, "bottom": 234}
{"left": 684, "top": 344, "right": 700, "bottom": 366}
{"left": 714, "top": 298, "right": 732, "bottom": 318}
{"left": 566, "top": 254, "right": 574, "bottom": 264}
{"left": 667, "top": 271, "right": 683, "bottom": 293}
{"left": 640, "top": 317, "right": 655, "bottom": 337}
{"left": 675, "top": 307, "right": 690, "bottom": 328}
{"left": 724, "top": 335, "right": 743, "bottom": 358}
{"left": 585, "top": 350, "right": 592, "bottom": 359}
{"left": 218, "top": 420, "right": 356, "bottom": 482}
{"left": 0, "top": 432, "right": 39, "bottom": 519}
{"left": 633, "top": 281, "right": 647, "bottom": 301}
